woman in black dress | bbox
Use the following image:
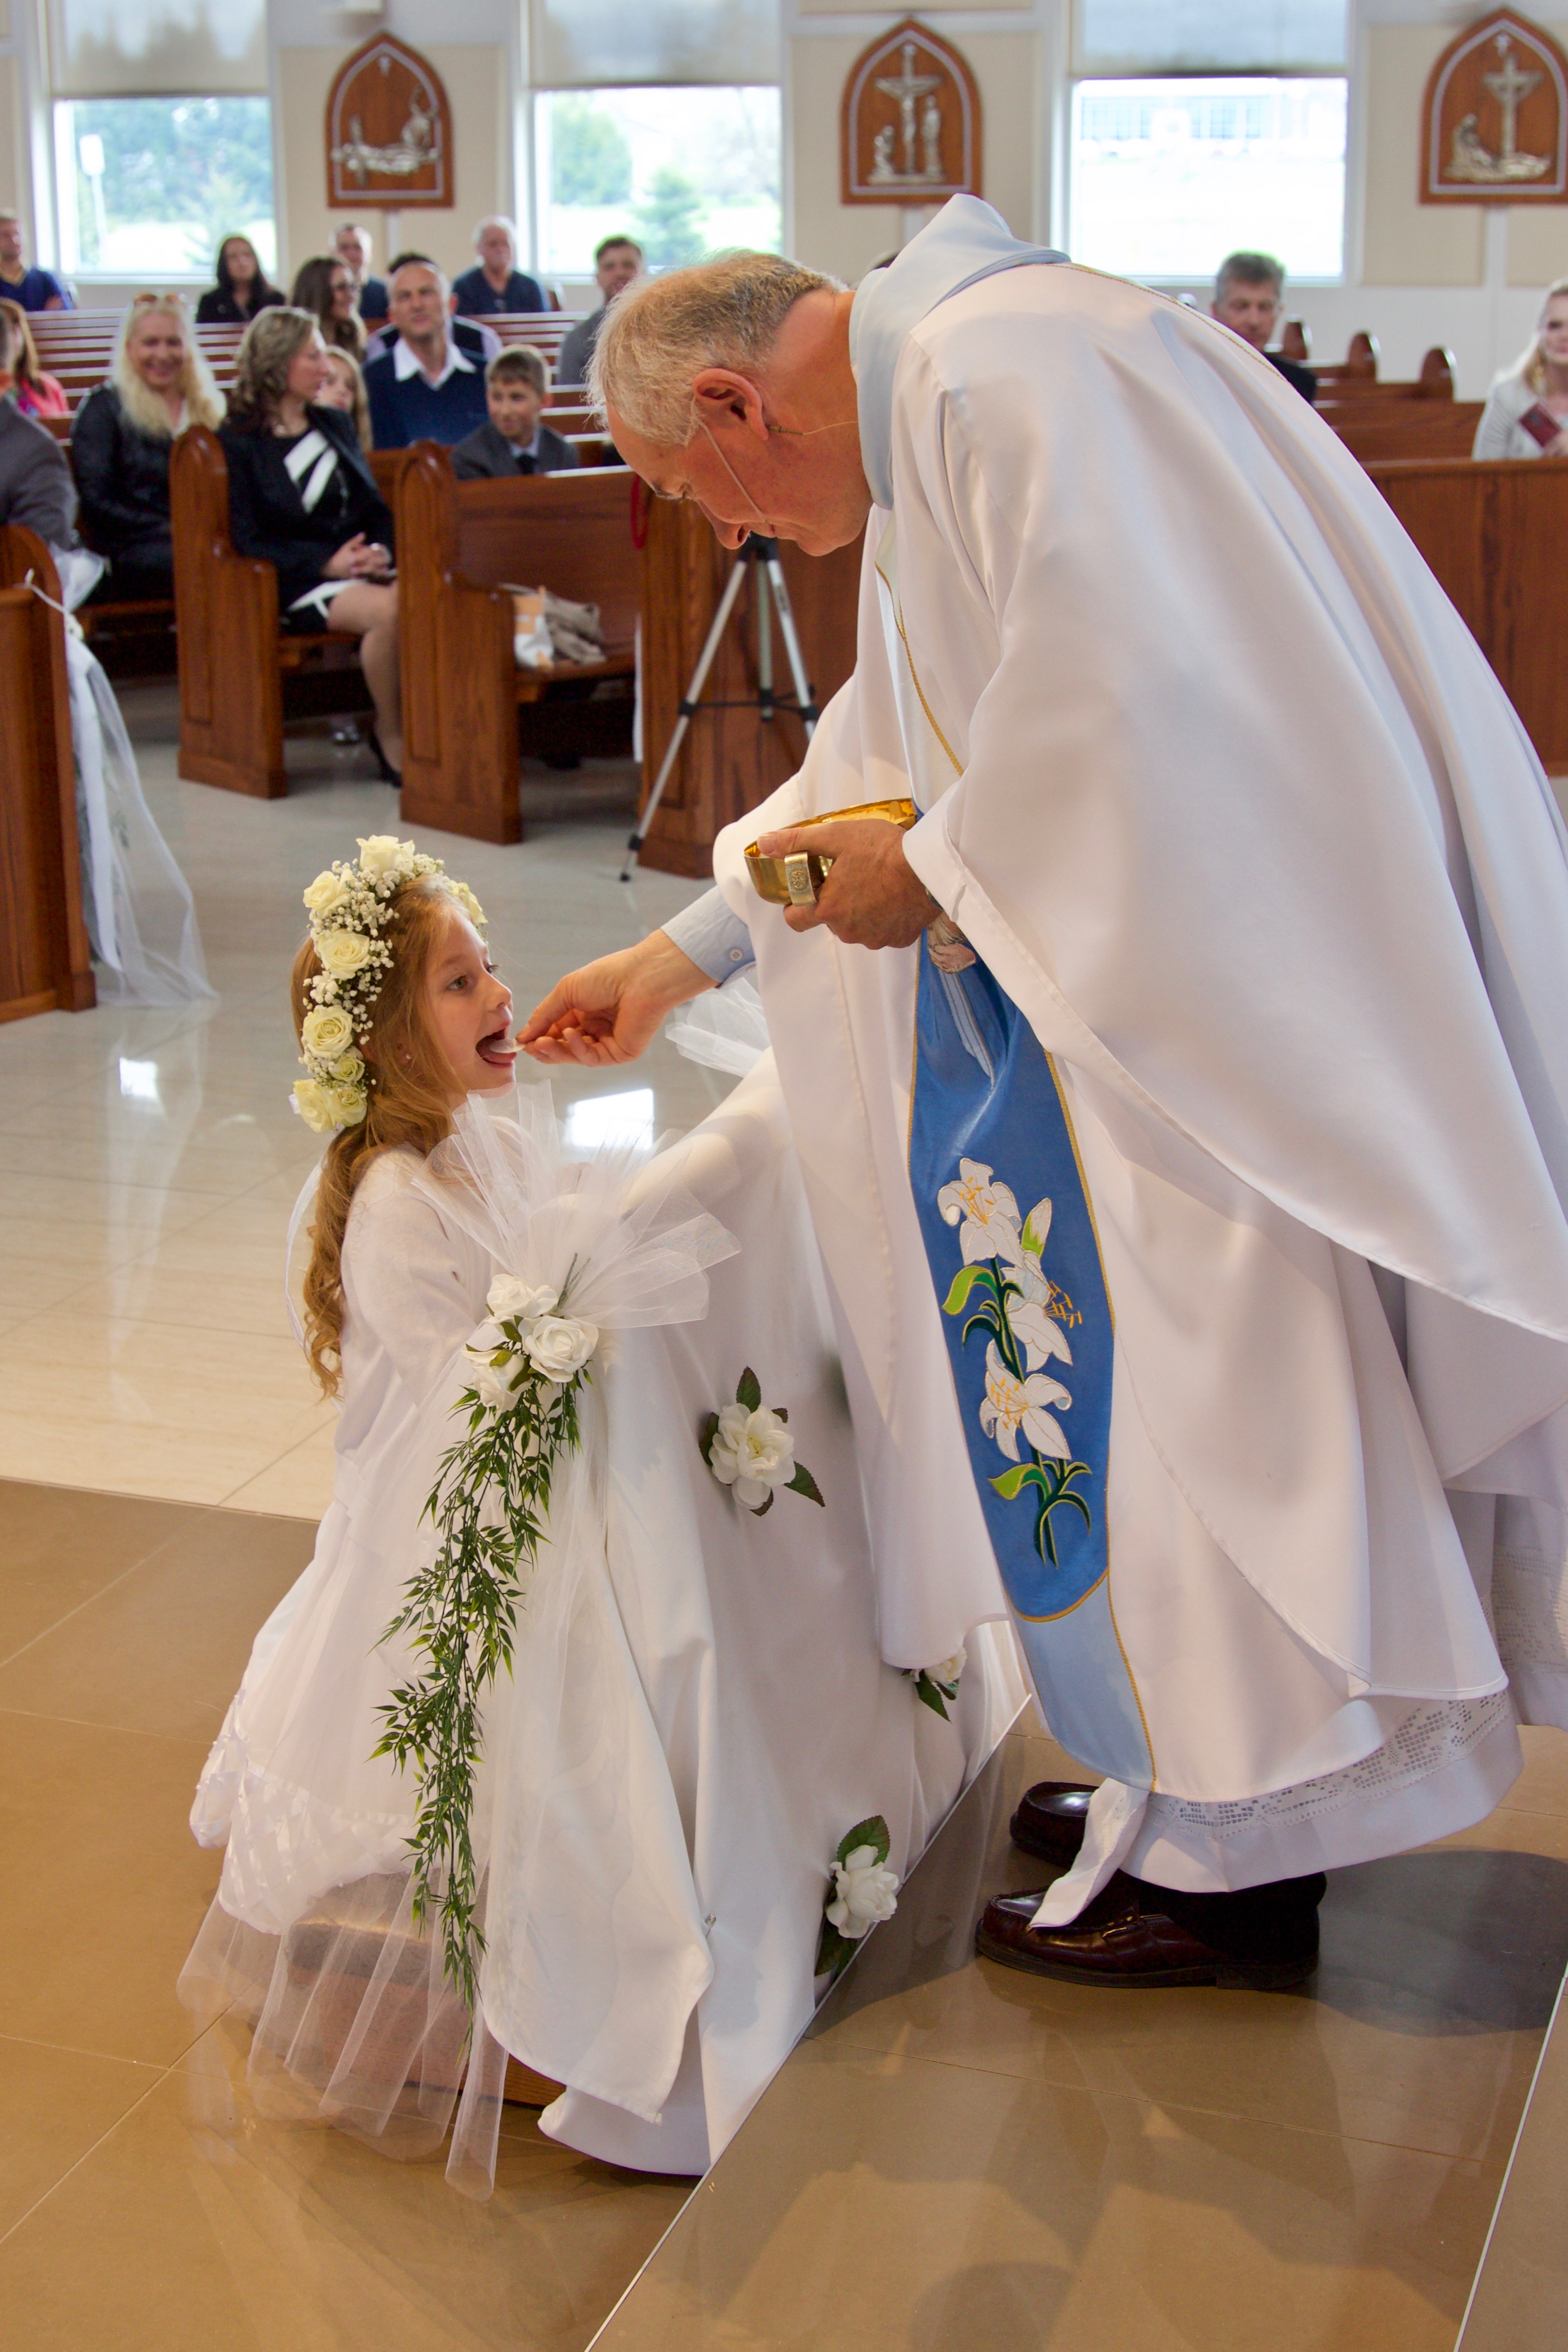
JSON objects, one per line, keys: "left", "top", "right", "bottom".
{"left": 289, "top": 256, "right": 367, "bottom": 362}
{"left": 196, "top": 237, "right": 284, "bottom": 327}
{"left": 222, "top": 306, "right": 402, "bottom": 776}
{"left": 72, "top": 294, "right": 225, "bottom": 598}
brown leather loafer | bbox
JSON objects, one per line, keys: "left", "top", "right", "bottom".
{"left": 976, "top": 1869, "right": 1322, "bottom": 1990}
{"left": 1010, "top": 1781, "right": 1096, "bottom": 1865}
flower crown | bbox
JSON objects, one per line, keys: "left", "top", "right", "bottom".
{"left": 291, "top": 835, "right": 487, "bottom": 1135}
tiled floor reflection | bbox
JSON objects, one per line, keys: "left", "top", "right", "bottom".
{"left": 0, "top": 691, "right": 718, "bottom": 1517}
{"left": 0, "top": 1480, "right": 694, "bottom": 2350}
{"left": 593, "top": 1725, "right": 1568, "bottom": 2352}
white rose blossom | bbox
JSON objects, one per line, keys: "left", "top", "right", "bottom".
{"left": 317, "top": 928, "right": 375, "bottom": 978}
{"left": 520, "top": 1315, "right": 599, "bottom": 1382}
{"left": 301, "top": 1004, "right": 355, "bottom": 1060}
{"left": 468, "top": 1353, "right": 522, "bottom": 1413}
{"left": 302, "top": 869, "right": 352, "bottom": 917}
{"left": 708, "top": 1401, "right": 797, "bottom": 1510}
{"left": 291, "top": 1078, "right": 334, "bottom": 1133}
{"left": 356, "top": 833, "right": 416, "bottom": 886}
{"left": 932, "top": 1647, "right": 966, "bottom": 1688}
{"left": 826, "top": 1846, "right": 901, "bottom": 1939}
{"left": 487, "top": 1275, "right": 558, "bottom": 1327}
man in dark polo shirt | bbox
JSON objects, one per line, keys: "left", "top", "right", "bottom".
{"left": 450, "top": 217, "right": 546, "bottom": 318}
{"left": 0, "top": 208, "right": 72, "bottom": 312}
{"left": 1211, "top": 250, "right": 1316, "bottom": 403}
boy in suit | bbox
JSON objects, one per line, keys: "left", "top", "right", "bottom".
{"left": 450, "top": 346, "right": 578, "bottom": 480}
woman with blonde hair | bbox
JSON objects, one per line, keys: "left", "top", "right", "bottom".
{"left": 222, "top": 306, "right": 401, "bottom": 776}
{"left": 289, "top": 254, "right": 367, "bottom": 362}
{"left": 1474, "top": 276, "right": 1568, "bottom": 458}
{"left": 72, "top": 293, "right": 223, "bottom": 597}
{"left": 0, "top": 296, "right": 67, "bottom": 418}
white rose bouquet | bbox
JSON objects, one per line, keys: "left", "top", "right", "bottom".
{"left": 376, "top": 1081, "right": 738, "bottom": 2005}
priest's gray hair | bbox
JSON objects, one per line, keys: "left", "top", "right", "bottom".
{"left": 589, "top": 251, "right": 843, "bottom": 449}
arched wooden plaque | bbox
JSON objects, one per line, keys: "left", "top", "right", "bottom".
{"left": 841, "top": 18, "right": 982, "bottom": 207}
{"left": 1421, "top": 8, "right": 1568, "bottom": 203}
{"left": 325, "top": 34, "right": 453, "bottom": 211}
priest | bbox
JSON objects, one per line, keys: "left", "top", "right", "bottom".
{"left": 520, "top": 201, "right": 1568, "bottom": 1990}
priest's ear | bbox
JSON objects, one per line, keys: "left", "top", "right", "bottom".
{"left": 690, "top": 368, "right": 769, "bottom": 442}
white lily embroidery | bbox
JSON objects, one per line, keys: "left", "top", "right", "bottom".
{"left": 936, "top": 1158, "right": 1023, "bottom": 1266}
{"left": 980, "top": 1340, "right": 1072, "bottom": 1462}
{"left": 1006, "top": 1199, "right": 1074, "bottom": 1372}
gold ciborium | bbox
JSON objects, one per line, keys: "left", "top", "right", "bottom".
{"left": 744, "top": 799, "right": 918, "bottom": 905}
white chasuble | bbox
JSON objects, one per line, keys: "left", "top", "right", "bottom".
{"left": 712, "top": 200, "right": 1568, "bottom": 1899}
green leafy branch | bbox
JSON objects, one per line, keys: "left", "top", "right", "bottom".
{"left": 374, "top": 1350, "right": 586, "bottom": 2009}
{"left": 907, "top": 1664, "right": 962, "bottom": 1721}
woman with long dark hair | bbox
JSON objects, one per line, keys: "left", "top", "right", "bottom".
{"left": 289, "top": 255, "right": 368, "bottom": 362}
{"left": 196, "top": 235, "right": 284, "bottom": 327}
{"left": 222, "top": 306, "right": 401, "bottom": 775}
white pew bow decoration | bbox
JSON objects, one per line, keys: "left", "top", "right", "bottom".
{"left": 375, "top": 1084, "right": 738, "bottom": 2003}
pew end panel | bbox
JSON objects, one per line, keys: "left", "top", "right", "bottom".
{"left": 0, "top": 526, "right": 95, "bottom": 1018}
{"left": 396, "top": 445, "right": 640, "bottom": 846}
{"left": 1367, "top": 455, "right": 1568, "bottom": 768}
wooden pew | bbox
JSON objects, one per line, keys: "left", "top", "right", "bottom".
{"left": 168, "top": 427, "right": 406, "bottom": 799}
{"left": 1327, "top": 400, "right": 1484, "bottom": 463}
{"left": 1313, "top": 329, "right": 1380, "bottom": 390}
{"left": 1366, "top": 456, "right": 1568, "bottom": 767}
{"left": 396, "top": 443, "right": 639, "bottom": 844}
{"left": 0, "top": 525, "right": 95, "bottom": 1017}
{"left": 633, "top": 499, "right": 863, "bottom": 879}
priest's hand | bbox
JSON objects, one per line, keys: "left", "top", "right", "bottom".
{"left": 517, "top": 930, "right": 713, "bottom": 1066}
{"left": 756, "top": 818, "right": 939, "bottom": 949}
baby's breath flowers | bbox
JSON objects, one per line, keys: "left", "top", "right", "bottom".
{"left": 291, "top": 836, "right": 487, "bottom": 1134}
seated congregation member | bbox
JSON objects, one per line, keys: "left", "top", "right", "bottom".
{"left": 1211, "top": 250, "right": 1316, "bottom": 403}
{"left": 333, "top": 221, "right": 388, "bottom": 326}
{"left": 451, "top": 345, "right": 577, "bottom": 480}
{"left": 195, "top": 235, "right": 284, "bottom": 326}
{"left": 72, "top": 294, "right": 223, "bottom": 599}
{"left": 0, "top": 305, "right": 75, "bottom": 543}
{"left": 557, "top": 235, "right": 642, "bottom": 388}
{"left": 290, "top": 254, "right": 366, "bottom": 362}
{"left": 316, "top": 345, "right": 372, "bottom": 452}
{"left": 0, "top": 206, "right": 72, "bottom": 310}
{"left": 450, "top": 215, "right": 546, "bottom": 318}
{"left": 364, "top": 258, "right": 489, "bottom": 449}
{"left": 0, "top": 297, "right": 68, "bottom": 418}
{"left": 222, "top": 307, "right": 401, "bottom": 776}
{"left": 364, "top": 254, "right": 501, "bottom": 367}
{"left": 1474, "top": 278, "right": 1568, "bottom": 458}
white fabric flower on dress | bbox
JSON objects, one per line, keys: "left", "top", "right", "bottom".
{"left": 487, "top": 1275, "right": 558, "bottom": 1327}
{"left": 980, "top": 1340, "right": 1072, "bottom": 1462}
{"left": 521, "top": 1315, "right": 599, "bottom": 1382}
{"left": 937, "top": 1158, "right": 1023, "bottom": 1265}
{"left": 932, "top": 1647, "right": 966, "bottom": 1687}
{"left": 826, "top": 1845, "right": 901, "bottom": 1939}
{"left": 708, "top": 1401, "right": 797, "bottom": 1509}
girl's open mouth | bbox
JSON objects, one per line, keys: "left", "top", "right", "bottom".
{"left": 476, "top": 1016, "right": 517, "bottom": 1069}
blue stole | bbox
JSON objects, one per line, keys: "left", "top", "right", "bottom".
{"left": 909, "top": 942, "right": 1154, "bottom": 1787}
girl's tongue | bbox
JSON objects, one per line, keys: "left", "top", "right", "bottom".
{"left": 476, "top": 1024, "right": 517, "bottom": 1069}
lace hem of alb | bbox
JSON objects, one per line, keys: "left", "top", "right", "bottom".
{"left": 1146, "top": 1692, "right": 1514, "bottom": 1843}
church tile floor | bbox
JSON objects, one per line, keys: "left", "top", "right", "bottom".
{"left": 3, "top": 692, "right": 1566, "bottom": 2347}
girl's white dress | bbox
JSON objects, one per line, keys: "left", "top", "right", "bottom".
{"left": 181, "top": 1056, "right": 1027, "bottom": 2191}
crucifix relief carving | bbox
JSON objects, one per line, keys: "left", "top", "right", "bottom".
{"left": 1421, "top": 8, "right": 1568, "bottom": 203}
{"left": 842, "top": 19, "right": 982, "bottom": 207}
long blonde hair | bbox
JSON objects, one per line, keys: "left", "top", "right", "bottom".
{"left": 292, "top": 880, "right": 463, "bottom": 1397}
{"left": 1517, "top": 277, "right": 1568, "bottom": 394}
{"left": 113, "top": 294, "right": 222, "bottom": 437}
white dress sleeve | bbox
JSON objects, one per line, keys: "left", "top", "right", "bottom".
{"left": 340, "top": 1151, "right": 490, "bottom": 1410}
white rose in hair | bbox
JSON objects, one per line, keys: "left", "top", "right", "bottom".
{"left": 357, "top": 834, "right": 416, "bottom": 886}
{"left": 488, "top": 1275, "right": 557, "bottom": 1326}
{"left": 327, "top": 1080, "right": 367, "bottom": 1127}
{"left": 826, "top": 1847, "right": 901, "bottom": 1939}
{"left": 708, "top": 1401, "right": 796, "bottom": 1510}
{"left": 303, "top": 869, "right": 351, "bottom": 916}
{"left": 317, "top": 929, "right": 374, "bottom": 977}
{"left": 302, "top": 1004, "right": 355, "bottom": 1060}
{"left": 331, "top": 1050, "right": 366, "bottom": 1084}
{"left": 520, "top": 1315, "right": 599, "bottom": 1380}
{"left": 449, "top": 879, "right": 487, "bottom": 928}
{"left": 291, "top": 1078, "right": 334, "bottom": 1132}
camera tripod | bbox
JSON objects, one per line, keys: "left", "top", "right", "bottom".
{"left": 620, "top": 532, "right": 818, "bottom": 882}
